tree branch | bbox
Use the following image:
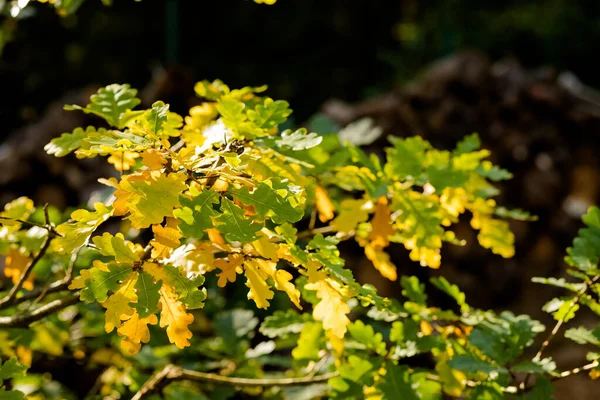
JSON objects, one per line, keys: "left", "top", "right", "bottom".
{"left": 0, "top": 292, "right": 80, "bottom": 328}
{"left": 131, "top": 365, "right": 338, "bottom": 400}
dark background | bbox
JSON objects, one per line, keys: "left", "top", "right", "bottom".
{"left": 2, "top": 0, "right": 600, "bottom": 398}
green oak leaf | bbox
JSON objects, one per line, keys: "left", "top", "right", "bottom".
{"left": 173, "top": 188, "right": 220, "bottom": 239}
{"left": 81, "top": 262, "right": 133, "bottom": 302}
{"left": 163, "top": 265, "right": 206, "bottom": 309}
{"left": 44, "top": 126, "right": 91, "bottom": 157}
{"left": 132, "top": 272, "right": 162, "bottom": 318}
{"left": 229, "top": 180, "right": 303, "bottom": 224}
{"left": 377, "top": 363, "right": 419, "bottom": 400}
{"left": 65, "top": 84, "right": 141, "bottom": 128}
{"left": 92, "top": 232, "right": 139, "bottom": 263}
{"left": 275, "top": 128, "right": 323, "bottom": 151}
{"left": 430, "top": 276, "right": 470, "bottom": 313}
{"left": 247, "top": 98, "right": 291, "bottom": 130}
{"left": 259, "top": 310, "right": 307, "bottom": 338}
{"left": 215, "top": 198, "right": 262, "bottom": 243}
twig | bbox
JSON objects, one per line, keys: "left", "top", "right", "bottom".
{"left": 131, "top": 365, "right": 338, "bottom": 400}
{"left": 521, "top": 274, "right": 600, "bottom": 391}
{"left": 534, "top": 274, "right": 600, "bottom": 362}
{"left": 554, "top": 360, "right": 599, "bottom": 379}
{"left": 0, "top": 216, "right": 47, "bottom": 230}
{"left": 308, "top": 208, "right": 317, "bottom": 231}
{"left": 0, "top": 292, "right": 80, "bottom": 328}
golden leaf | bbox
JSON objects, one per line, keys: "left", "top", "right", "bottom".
{"left": 118, "top": 312, "right": 158, "bottom": 355}
{"left": 4, "top": 247, "right": 34, "bottom": 290}
{"left": 215, "top": 253, "right": 244, "bottom": 287}
{"left": 142, "top": 149, "right": 168, "bottom": 170}
{"left": 158, "top": 285, "right": 194, "bottom": 349}
{"left": 305, "top": 279, "right": 350, "bottom": 339}
{"left": 315, "top": 186, "right": 335, "bottom": 223}
{"left": 101, "top": 272, "right": 138, "bottom": 333}
{"left": 150, "top": 218, "right": 182, "bottom": 259}
{"left": 244, "top": 259, "right": 274, "bottom": 309}
{"left": 108, "top": 151, "right": 139, "bottom": 171}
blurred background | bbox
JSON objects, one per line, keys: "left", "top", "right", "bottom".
{"left": 1, "top": 0, "right": 600, "bottom": 398}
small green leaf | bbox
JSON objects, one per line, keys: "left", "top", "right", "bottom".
{"left": 44, "top": 126, "right": 90, "bottom": 157}
{"left": 401, "top": 276, "right": 427, "bottom": 305}
{"left": 275, "top": 128, "right": 323, "bottom": 151}
{"left": 564, "top": 326, "right": 600, "bottom": 346}
{"left": 0, "top": 357, "right": 27, "bottom": 382}
{"left": 430, "top": 276, "right": 470, "bottom": 313}
{"left": 247, "top": 98, "right": 291, "bottom": 130}
{"left": 453, "top": 133, "right": 481, "bottom": 155}
{"left": 147, "top": 101, "right": 169, "bottom": 135}
{"left": 566, "top": 206, "right": 600, "bottom": 272}
{"left": 81, "top": 263, "right": 133, "bottom": 302}
{"left": 132, "top": 272, "right": 162, "bottom": 318}
{"left": 92, "top": 232, "right": 140, "bottom": 263}
{"left": 448, "top": 355, "right": 504, "bottom": 374}
{"left": 512, "top": 358, "right": 556, "bottom": 374}
{"left": 378, "top": 363, "right": 419, "bottom": 400}
{"left": 229, "top": 179, "right": 303, "bottom": 224}
{"left": 260, "top": 310, "right": 306, "bottom": 338}
{"left": 292, "top": 322, "right": 324, "bottom": 361}
{"left": 215, "top": 198, "right": 262, "bottom": 243}
{"left": 384, "top": 136, "right": 429, "bottom": 180}
{"left": 65, "top": 84, "right": 141, "bottom": 128}
{"left": 174, "top": 188, "right": 220, "bottom": 239}
{"left": 347, "top": 320, "right": 387, "bottom": 355}
{"left": 162, "top": 265, "right": 206, "bottom": 309}
{"left": 495, "top": 207, "right": 537, "bottom": 221}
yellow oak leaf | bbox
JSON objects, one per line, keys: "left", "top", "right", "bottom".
{"left": 358, "top": 197, "right": 398, "bottom": 280}
{"left": 249, "top": 258, "right": 301, "bottom": 309}
{"left": 206, "top": 228, "right": 226, "bottom": 245}
{"left": 0, "top": 196, "right": 35, "bottom": 232}
{"left": 305, "top": 279, "right": 350, "bottom": 339}
{"left": 251, "top": 233, "right": 279, "bottom": 261}
{"left": 184, "top": 103, "right": 218, "bottom": 133}
{"left": 142, "top": 149, "right": 167, "bottom": 170}
{"left": 4, "top": 247, "right": 34, "bottom": 290}
{"left": 113, "top": 170, "right": 187, "bottom": 228}
{"left": 273, "top": 269, "right": 302, "bottom": 309}
{"left": 332, "top": 198, "right": 373, "bottom": 233}
{"left": 215, "top": 253, "right": 244, "bottom": 287}
{"left": 244, "top": 259, "right": 274, "bottom": 309}
{"left": 107, "top": 151, "right": 139, "bottom": 171}
{"left": 436, "top": 357, "right": 466, "bottom": 397}
{"left": 166, "top": 242, "right": 218, "bottom": 274}
{"left": 315, "top": 186, "right": 335, "bottom": 223}
{"left": 53, "top": 203, "right": 112, "bottom": 254}
{"left": 364, "top": 244, "right": 397, "bottom": 281}
{"left": 118, "top": 312, "right": 158, "bottom": 355}
{"left": 151, "top": 218, "right": 182, "bottom": 259}
{"left": 101, "top": 272, "right": 138, "bottom": 333}
{"left": 369, "top": 197, "right": 394, "bottom": 248}
{"left": 471, "top": 214, "right": 515, "bottom": 258}
{"left": 158, "top": 285, "right": 194, "bottom": 349}
{"left": 16, "top": 345, "right": 32, "bottom": 367}
{"left": 440, "top": 187, "right": 467, "bottom": 225}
